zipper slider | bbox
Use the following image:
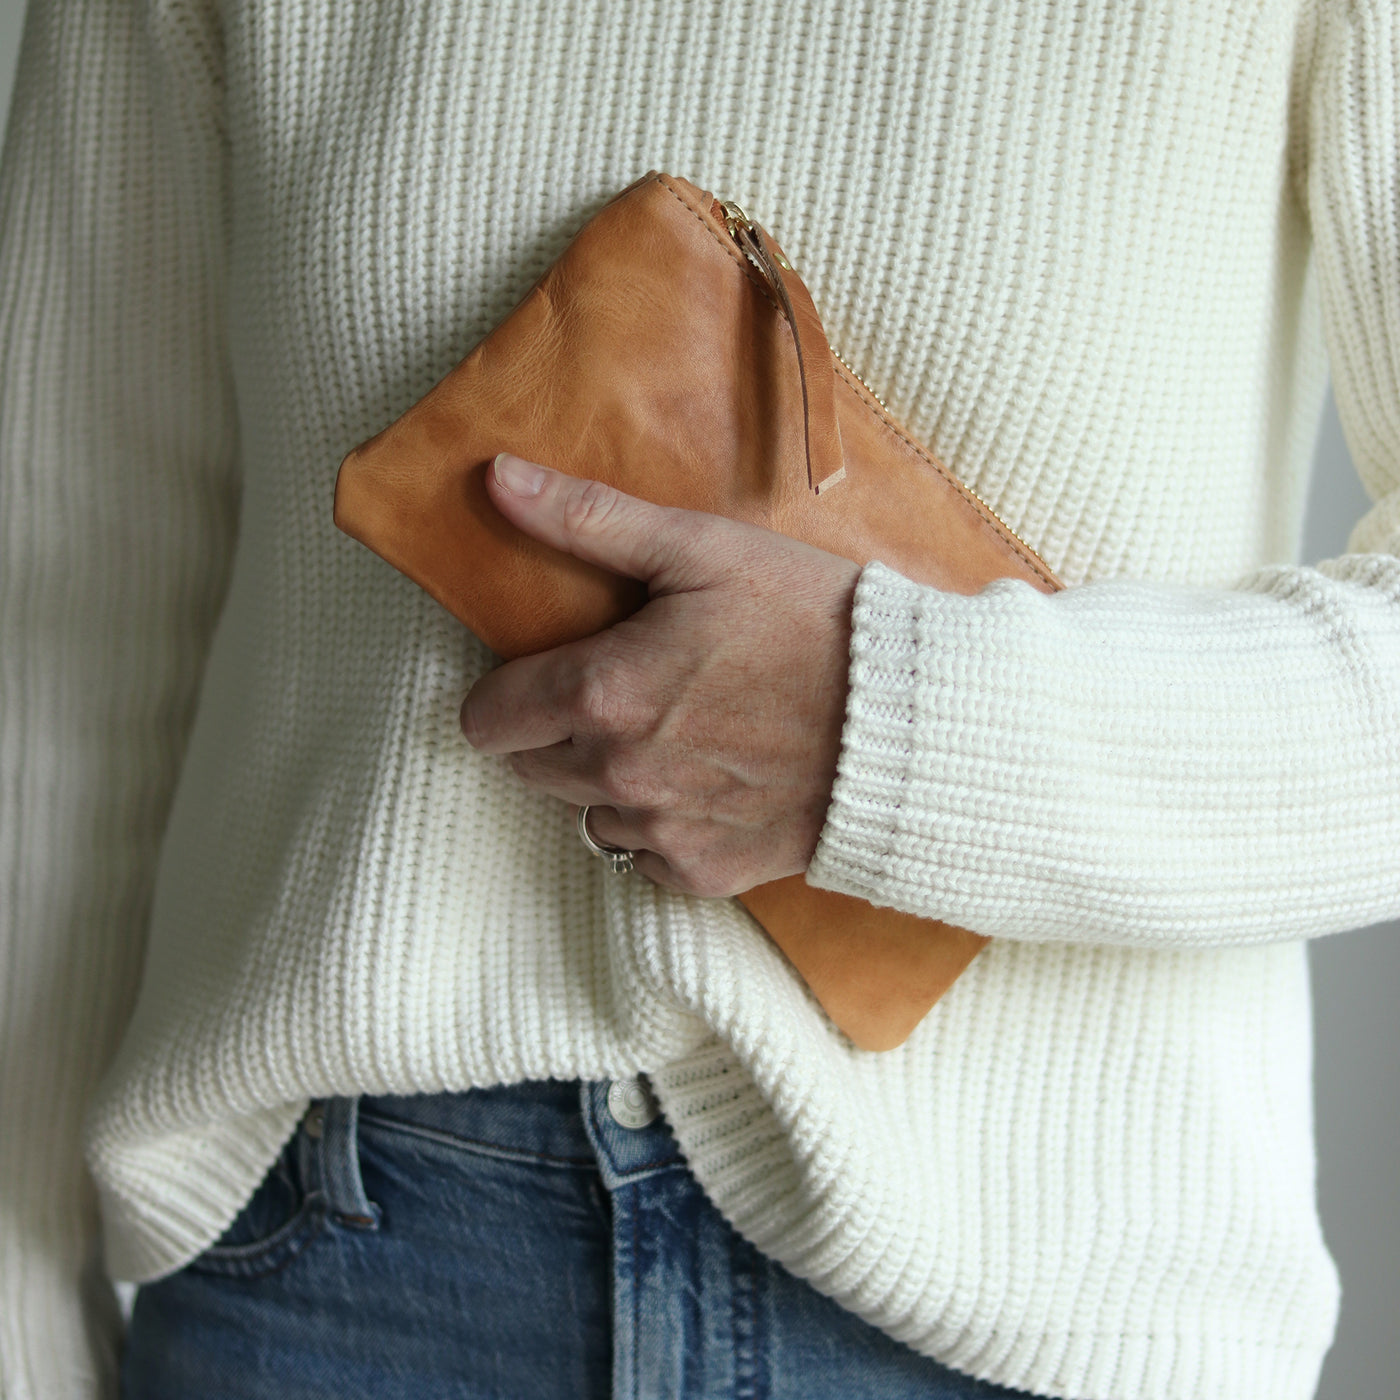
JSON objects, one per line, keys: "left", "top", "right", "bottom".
{"left": 720, "top": 198, "right": 793, "bottom": 271}
{"left": 719, "top": 199, "right": 751, "bottom": 236}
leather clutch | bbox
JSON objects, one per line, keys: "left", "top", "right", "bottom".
{"left": 334, "top": 171, "right": 1061, "bottom": 1050}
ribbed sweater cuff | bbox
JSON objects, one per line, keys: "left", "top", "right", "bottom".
{"left": 808, "top": 562, "right": 1056, "bottom": 934}
{"left": 806, "top": 558, "right": 1400, "bottom": 947}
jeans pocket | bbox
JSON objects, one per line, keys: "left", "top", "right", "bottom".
{"left": 187, "top": 1132, "right": 329, "bottom": 1280}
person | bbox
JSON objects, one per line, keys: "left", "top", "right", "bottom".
{"left": 2, "top": 1, "right": 1397, "bottom": 1397}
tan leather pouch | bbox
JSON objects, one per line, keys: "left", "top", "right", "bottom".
{"left": 334, "top": 171, "right": 1060, "bottom": 1050}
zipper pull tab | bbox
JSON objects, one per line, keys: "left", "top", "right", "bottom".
{"left": 720, "top": 200, "right": 793, "bottom": 271}
{"left": 716, "top": 197, "right": 843, "bottom": 494}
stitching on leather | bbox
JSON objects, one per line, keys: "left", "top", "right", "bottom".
{"left": 831, "top": 362, "right": 1061, "bottom": 589}
{"left": 652, "top": 173, "right": 785, "bottom": 311}
{"left": 650, "top": 175, "right": 1059, "bottom": 591}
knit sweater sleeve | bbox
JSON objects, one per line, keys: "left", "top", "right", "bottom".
{"left": 807, "top": 0, "right": 1400, "bottom": 950}
{"left": 0, "top": 2, "right": 235, "bottom": 1394}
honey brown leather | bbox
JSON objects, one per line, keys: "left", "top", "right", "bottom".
{"left": 334, "top": 171, "right": 1061, "bottom": 1051}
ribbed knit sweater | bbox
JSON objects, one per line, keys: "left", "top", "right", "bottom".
{"left": 3, "top": 1, "right": 1398, "bottom": 1397}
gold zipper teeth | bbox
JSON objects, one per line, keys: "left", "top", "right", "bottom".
{"left": 719, "top": 194, "right": 1042, "bottom": 566}
{"left": 832, "top": 349, "right": 888, "bottom": 412}
{"left": 962, "top": 486, "right": 1037, "bottom": 559}
{"left": 831, "top": 347, "right": 1038, "bottom": 559}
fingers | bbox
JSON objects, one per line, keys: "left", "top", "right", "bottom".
{"left": 463, "top": 621, "right": 656, "bottom": 763}
{"left": 486, "top": 453, "right": 726, "bottom": 594}
{"left": 502, "top": 742, "right": 635, "bottom": 811}
{"left": 575, "top": 803, "right": 678, "bottom": 889}
{"left": 578, "top": 806, "right": 733, "bottom": 898}
{"left": 460, "top": 641, "right": 589, "bottom": 755}
{"left": 631, "top": 851, "right": 688, "bottom": 892}
{"left": 581, "top": 802, "right": 648, "bottom": 853}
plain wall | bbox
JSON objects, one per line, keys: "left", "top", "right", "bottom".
{"left": 1301, "top": 399, "right": 1400, "bottom": 1400}
{"left": 0, "top": 4, "right": 1394, "bottom": 1397}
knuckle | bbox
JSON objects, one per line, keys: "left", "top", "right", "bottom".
{"left": 573, "top": 652, "right": 637, "bottom": 736}
{"left": 596, "top": 750, "right": 655, "bottom": 809}
{"left": 562, "top": 478, "right": 622, "bottom": 540}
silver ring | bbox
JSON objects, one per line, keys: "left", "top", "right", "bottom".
{"left": 576, "top": 805, "right": 636, "bottom": 875}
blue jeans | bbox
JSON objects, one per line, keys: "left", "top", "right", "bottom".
{"left": 121, "top": 1079, "right": 1034, "bottom": 1399}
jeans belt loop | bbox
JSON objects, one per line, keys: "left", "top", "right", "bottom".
{"left": 317, "top": 1096, "right": 381, "bottom": 1230}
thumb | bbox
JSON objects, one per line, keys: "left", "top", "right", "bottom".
{"left": 487, "top": 452, "right": 726, "bottom": 592}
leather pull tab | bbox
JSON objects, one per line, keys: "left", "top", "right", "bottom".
{"left": 734, "top": 224, "right": 846, "bottom": 494}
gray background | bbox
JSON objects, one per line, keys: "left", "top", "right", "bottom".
{"left": 0, "top": 4, "right": 1394, "bottom": 1397}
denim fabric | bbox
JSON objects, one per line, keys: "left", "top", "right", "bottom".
{"left": 120, "top": 1080, "right": 1035, "bottom": 1400}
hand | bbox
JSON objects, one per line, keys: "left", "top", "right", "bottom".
{"left": 460, "top": 454, "right": 861, "bottom": 897}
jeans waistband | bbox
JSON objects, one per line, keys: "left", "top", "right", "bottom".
{"left": 350, "top": 1077, "right": 685, "bottom": 1193}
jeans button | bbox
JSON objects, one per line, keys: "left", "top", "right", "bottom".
{"left": 606, "top": 1077, "right": 659, "bottom": 1130}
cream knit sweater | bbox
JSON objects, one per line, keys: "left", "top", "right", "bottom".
{"left": 3, "top": 1, "right": 1398, "bottom": 1397}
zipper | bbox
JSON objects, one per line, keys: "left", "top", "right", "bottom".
{"left": 716, "top": 193, "right": 1042, "bottom": 564}
{"left": 720, "top": 200, "right": 791, "bottom": 270}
